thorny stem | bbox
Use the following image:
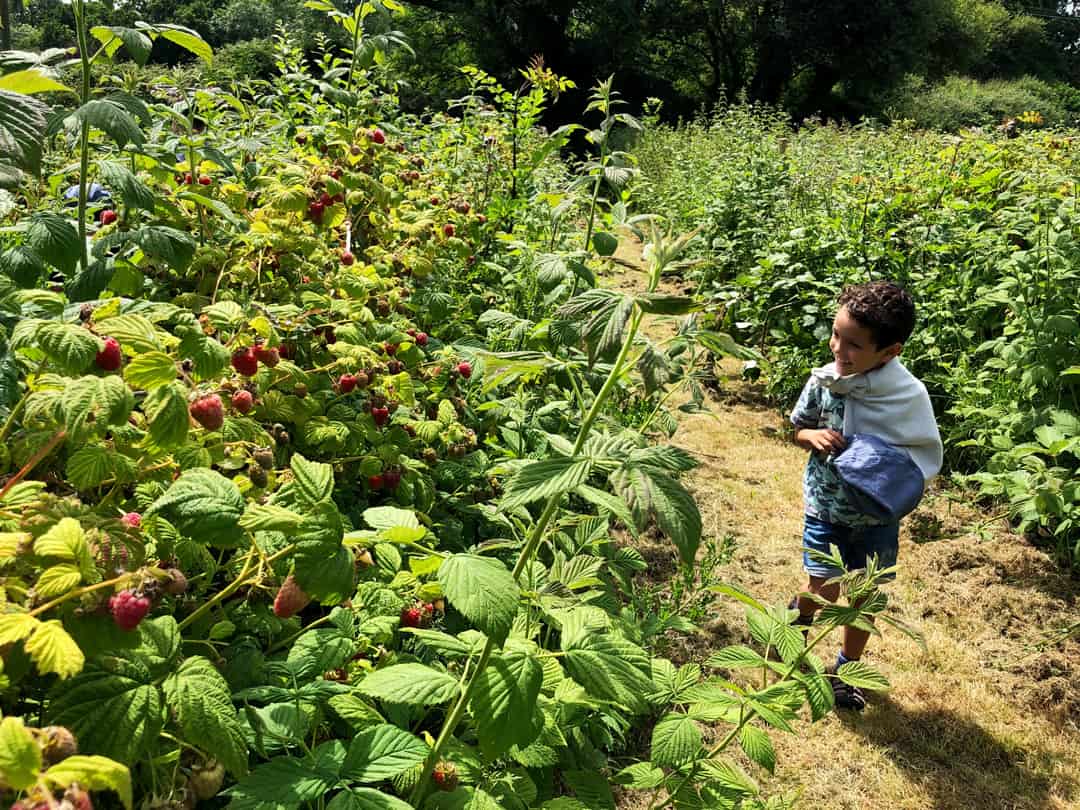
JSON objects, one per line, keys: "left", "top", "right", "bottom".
{"left": 29, "top": 573, "right": 128, "bottom": 618}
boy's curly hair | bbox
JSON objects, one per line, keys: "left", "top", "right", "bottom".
{"left": 838, "top": 281, "right": 915, "bottom": 348}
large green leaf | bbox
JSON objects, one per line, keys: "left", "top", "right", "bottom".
{"left": 293, "top": 543, "right": 353, "bottom": 604}
{"left": 153, "top": 24, "right": 213, "bottom": 65}
{"left": 66, "top": 446, "right": 114, "bottom": 490}
{"left": 26, "top": 213, "right": 80, "bottom": 275}
{"left": 357, "top": 664, "right": 459, "bottom": 706}
{"left": 0, "top": 88, "right": 48, "bottom": 183}
{"left": 0, "top": 716, "right": 42, "bottom": 791}
{"left": 147, "top": 468, "right": 245, "bottom": 547}
{"left": 95, "top": 314, "right": 162, "bottom": 354}
{"left": 501, "top": 457, "right": 593, "bottom": 509}
{"left": 610, "top": 465, "right": 701, "bottom": 565}
{"left": 468, "top": 651, "right": 543, "bottom": 758}
{"left": 650, "top": 713, "right": 702, "bottom": 768}
{"left": 225, "top": 756, "right": 338, "bottom": 810}
{"left": 143, "top": 382, "right": 190, "bottom": 449}
{"left": 163, "top": 656, "right": 248, "bottom": 776}
{"left": 437, "top": 554, "right": 519, "bottom": 645}
{"left": 41, "top": 755, "right": 132, "bottom": 810}
{"left": 98, "top": 161, "right": 156, "bottom": 211}
{"left": 63, "top": 375, "right": 134, "bottom": 437}
{"left": 126, "top": 226, "right": 196, "bottom": 271}
{"left": 72, "top": 99, "right": 144, "bottom": 148}
{"left": 35, "top": 322, "right": 101, "bottom": 375}
{"left": 339, "top": 724, "right": 428, "bottom": 783}
{"left": 285, "top": 627, "right": 354, "bottom": 681}
{"left": 738, "top": 724, "right": 775, "bottom": 774}
{"left": 561, "top": 614, "right": 653, "bottom": 714}
{"left": 123, "top": 351, "right": 176, "bottom": 391}
{"left": 835, "top": 660, "right": 890, "bottom": 690}
{"left": 291, "top": 453, "right": 334, "bottom": 504}
{"left": 89, "top": 26, "right": 153, "bottom": 65}
{"left": 47, "top": 663, "right": 163, "bottom": 763}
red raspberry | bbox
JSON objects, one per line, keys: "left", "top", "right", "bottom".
{"left": 232, "top": 389, "right": 254, "bottom": 414}
{"left": 400, "top": 605, "right": 423, "bottom": 628}
{"left": 371, "top": 128, "right": 386, "bottom": 145}
{"left": 456, "top": 361, "right": 472, "bottom": 379}
{"left": 320, "top": 191, "right": 334, "bottom": 207}
{"left": 341, "top": 250, "right": 355, "bottom": 266}
{"left": 339, "top": 373, "right": 358, "bottom": 393}
{"left": 442, "top": 223, "right": 455, "bottom": 238}
{"left": 368, "top": 473, "right": 384, "bottom": 490}
{"left": 415, "top": 332, "right": 428, "bottom": 347}
{"left": 99, "top": 209, "right": 118, "bottom": 226}
{"left": 121, "top": 512, "right": 142, "bottom": 529}
{"left": 198, "top": 175, "right": 211, "bottom": 185}
{"left": 432, "top": 761, "right": 458, "bottom": 791}
{"left": 383, "top": 469, "right": 401, "bottom": 489}
{"left": 371, "top": 406, "right": 390, "bottom": 427}
{"left": 184, "top": 173, "right": 194, "bottom": 184}
{"left": 455, "top": 201, "right": 470, "bottom": 214}
{"left": 189, "top": 393, "right": 224, "bottom": 431}
{"left": 231, "top": 347, "right": 259, "bottom": 377}
{"left": 273, "top": 573, "right": 312, "bottom": 619}
{"left": 253, "top": 344, "right": 280, "bottom": 367}
{"left": 95, "top": 336, "right": 122, "bottom": 371}
{"left": 109, "top": 590, "right": 151, "bottom": 631}
{"left": 384, "top": 342, "right": 398, "bottom": 356}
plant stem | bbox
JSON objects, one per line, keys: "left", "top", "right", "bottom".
{"left": 29, "top": 573, "right": 128, "bottom": 618}
{"left": 73, "top": 0, "right": 92, "bottom": 278}
{"left": 0, "top": 430, "right": 66, "bottom": 504}
{"left": 176, "top": 542, "right": 297, "bottom": 631}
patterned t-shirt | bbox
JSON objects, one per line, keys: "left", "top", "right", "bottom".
{"left": 789, "top": 378, "right": 886, "bottom": 527}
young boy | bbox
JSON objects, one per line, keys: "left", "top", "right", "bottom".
{"left": 789, "top": 281, "right": 942, "bottom": 710}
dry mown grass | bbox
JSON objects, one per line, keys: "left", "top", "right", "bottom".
{"left": 608, "top": 246, "right": 1080, "bottom": 810}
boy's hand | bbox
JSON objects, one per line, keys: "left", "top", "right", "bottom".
{"left": 798, "top": 428, "right": 847, "bottom": 454}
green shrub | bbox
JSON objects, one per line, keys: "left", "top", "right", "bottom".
{"left": 888, "top": 74, "right": 1070, "bottom": 130}
{"left": 205, "top": 38, "right": 279, "bottom": 83}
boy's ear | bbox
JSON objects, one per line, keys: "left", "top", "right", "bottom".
{"left": 882, "top": 342, "right": 903, "bottom": 360}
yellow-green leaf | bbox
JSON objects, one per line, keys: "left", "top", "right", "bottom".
{"left": 34, "top": 517, "right": 87, "bottom": 562}
{"left": 0, "top": 612, "right": 39, "bottom": 646}
{"left": 0, "top": 716, "right": 41, "bottom": 791}
{"left": 0, "top": 532, "right": 29, "bottom": 564}
{"left": 43, "top": 755, "right": 132, "bottom": 809}
{"left": 0, "top": 69, "right": 73, "bottom": 95}
{"left": 25, "top": 619, "right": 85, "bottom": 679}
{"left": 123, "top": 351, "right": 177, "bottom": 390}
{"left": 36, "top": 563, "right": 83, "bottom": 599}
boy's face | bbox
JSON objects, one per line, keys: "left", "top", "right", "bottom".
{"left": 829, "top": 305, "right": 901, "bottom": 376}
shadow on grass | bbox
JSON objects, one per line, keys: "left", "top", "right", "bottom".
{"left": 840, "top": 694, "right": 1076, "bottom": 810}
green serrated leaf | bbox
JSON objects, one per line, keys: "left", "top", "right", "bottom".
{"left": 35, "top": 321, "right": 101, "bottom": 375}
{"left": 339, "top": 724, "right": 429, "bottom": 783}
{"left": 163, "top": 656, "right": 248, "bottom": 776}
{"left": 27, "top": 213, "right": 80, "bottom": 274}
{"left": 42, "top": 754, "right": 132, "bottom": 809}
{"left": 437, "top": 554, "right": 519, "bottom": 645}
{"left": 357, "top": 664, "right": 459, "bottom": 706}
{"left": 835, "top": 660, "right": 890, "bottom": 691}
{"left": 650, "top": 712, "right": 702, "bottom": 767}
{"left": 123, "top": 351, "right": 176, "bottom": 390}
{"left": 143, "top": 382, "right": 190, "bottom": 449}
{"left": 469, "top": 651, "right": 543, "bottom": 758}
{"left": 291, "top": 453, "right": 334, "bottom": 504}
{"left": 739, "top": 724, "right": 775, "bottom": 773}
{"left": 147, "top": 468, "right": 245, "bottom": 547}
{"left": 66, "top": 445, "right": 114, "bottom": 490}
{"left": 0, "top": 716, "right": 42, "bottom": 790}
{"left": 501, "top": 456, "right": 593, "bottom": 509}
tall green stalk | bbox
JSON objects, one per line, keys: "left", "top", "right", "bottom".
{"left": 73, "top": 0, "right": 92, "bottom": 279}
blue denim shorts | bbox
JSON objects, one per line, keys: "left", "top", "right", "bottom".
{"left": 801, "top": 514, "right": 899, "bottom": 581}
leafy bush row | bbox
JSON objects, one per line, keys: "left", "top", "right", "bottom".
{"left": 633, "top": 108, "right": 1080, "bottom": 566}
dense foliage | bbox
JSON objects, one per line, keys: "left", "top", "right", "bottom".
{"left": 0, "top": 4, "right": 911, "bottom": 810}
{"left": 633, "top": 106, "right": 1080, "bottom": 567}
{"left": 8, "top": 0, "right": 1080, "bottom": 126}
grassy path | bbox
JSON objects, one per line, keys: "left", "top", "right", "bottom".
{"left": 609, "top": 241, "right": 1080, "bottom": 810}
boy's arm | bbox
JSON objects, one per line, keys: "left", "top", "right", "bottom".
{"left": 790, "top": 378, "right": 846, "bottom": 454}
